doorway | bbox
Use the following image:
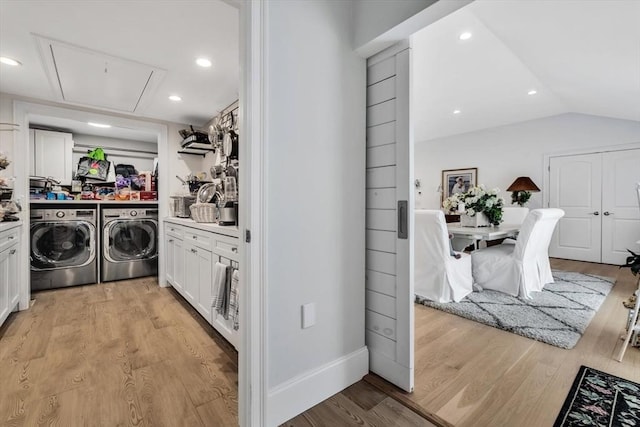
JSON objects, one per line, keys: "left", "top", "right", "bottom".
{"left": 547, "top": 148, "right": 640, "bottom": 265}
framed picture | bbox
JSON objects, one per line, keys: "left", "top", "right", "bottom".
{"left": 442, "top": 168, "right": 477, "bottom": 203}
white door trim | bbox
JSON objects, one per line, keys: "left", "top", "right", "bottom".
{"left": 239, "top": 1, "right": 267, "bottom": 426}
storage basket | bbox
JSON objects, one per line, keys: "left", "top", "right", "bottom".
{"left": 189, "top": 203, "right": 217, "bottom": 223}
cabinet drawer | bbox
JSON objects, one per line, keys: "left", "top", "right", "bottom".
{"left": 184, "top": 229, "right": 212, "bottom": 250}
{"left": 166, "top": 224, "right": 184, "bottom": 239}
{"left": 213, "top": 234, "right": 239, "bottom": 260}
{"left": 0, "top": 230, "right": 19, "bottom": 253}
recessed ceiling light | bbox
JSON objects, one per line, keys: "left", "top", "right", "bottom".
{"left": 0, "top": 56, "right": 21, "bottom": 66}
{"left": 88, "top": 122, "right": 111, "bottom": 128}
{"left": 527, "top": 89, "right": 538, "bottom": 95}
{"left": 196, "top": 58, "right": 212, "bottom": 68}
{"left": 453, "top": 109, "right": 461, "bottom": 115}
{"left": 169, "top": 95, "right": 182, "bottom": 102}
{"left": 459, "top": 32, "right": 472, "bottom": 41}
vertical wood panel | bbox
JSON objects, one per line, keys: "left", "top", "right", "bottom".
{"left": 365, "top": 269, "right": 396, "bottom": 297}
{"left": 366, "top": 189, "right": 396, "bottom": 210}
{"left": 366, "top": 166, "right": 396, "bottom": 189}
{"left": 365, "top": 290, "right": 396, "bottom": 318}
{"left": 367, "top": 121, "right": 396, "bottom": 148}
{"left": 367, "top": 100, "right": 395, "bottom": 127}
{"left": 366, "top": 144, "right": 396, "bottom": 169}
{"left": 366, "top": 250, "right": 396, "bottom": 275}
{"left": 366, "top": 330, "right": 396, "bottom": 360}
{"left": 366, "top": 310, "right": 396, "bottom": 340}
{"left": 367, "top": 77, "right": 396, "bottom": 107}
{"left": 366, "top": 210, "right": 396, "bottom": 232}
{"left": 367, "top": 56, "right": 395, "bottom": 86}
{"left": 366, "top": 230, "right": 396, "bottom": 253}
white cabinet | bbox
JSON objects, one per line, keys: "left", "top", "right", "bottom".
{"left": 30, "top": 129, "right": 74, "bottom": 185}
{"left": 164, "top": 220, "right": 239, "bottom": 349}
{"left": 0, "top": 224, "right": 21, "bottom": 328}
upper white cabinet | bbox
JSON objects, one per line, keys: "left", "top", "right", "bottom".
{"left": 30, "top": 129, "right": 74, "bottom": 185}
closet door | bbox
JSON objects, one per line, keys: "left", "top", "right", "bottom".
{"left": 601, "top": 149, "right": 640, "bottom": 265}
{"left": 365, "top": 41, "right": 414, "bottom": 392}
{"left": 549, "top": 153, "right": 602, "bottom": 262}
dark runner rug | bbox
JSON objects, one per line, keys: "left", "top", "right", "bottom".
{"left": 554, "top": 366, "right": 640, "bottom": 427}
{"left": 415, "top": 271, "right": 615, "bottom": 349}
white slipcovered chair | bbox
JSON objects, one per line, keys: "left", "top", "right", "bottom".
{"left": 502, "top": 207, "right": 530, "bottom": 225}
{"left": 415, "top": 210, "right": 473, "bottom": 303}
{"left": 471, "top": 208, "right": 565, "bottom": 298}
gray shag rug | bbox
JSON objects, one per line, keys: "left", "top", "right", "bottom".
{"left": 415, "top": 271, "right": 616, "bottom": 349}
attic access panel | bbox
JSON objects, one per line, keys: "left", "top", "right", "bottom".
{"left": 35, "top": 35, "right": 166, "bottom": 113}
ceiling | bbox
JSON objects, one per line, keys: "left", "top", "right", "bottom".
{"left": 412, "top": 0, "right": 640, "bottom": 142}
{"left": 0, "top": 0, "right": 239, "bottom": 140}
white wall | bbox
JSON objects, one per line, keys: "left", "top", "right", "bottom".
{"left": 0, "top": 94, "right": 15, "bottom": 178}
{"left": 415, "top": 113, "right": 640, "bottom": 210}
{"left": 264, "top": 0, "right": 367, "bottom": 423}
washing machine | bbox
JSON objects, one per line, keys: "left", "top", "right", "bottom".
{"left": 101, "top": 207, "right": 158, "bottom": 282}
{"left": 30, "top": 208, "right": 98, "bottom": 290}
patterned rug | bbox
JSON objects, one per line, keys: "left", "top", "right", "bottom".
{"left": 415, "top": 271, "right": 615, "bottom": 349}
{"left": 554, "top": 366, "right": 640, "bottom": 426}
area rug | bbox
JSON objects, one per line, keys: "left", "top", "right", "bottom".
{"left": 415, "top": 271, "right": 615, "bottom": 349}
{"left": 554, "top": 366, "right": 640, "bottom": 426}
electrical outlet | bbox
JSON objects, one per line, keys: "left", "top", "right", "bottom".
{"left": 301, "top": 303, "right": 315, "bottom": 329}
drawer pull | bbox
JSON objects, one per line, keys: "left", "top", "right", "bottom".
{"left": 10, "top": 249, "right": 16, "bottom": 255}
{"left": 8, "top": 236, "right": 14, "bottom": 240}
{"left": 168, "top": 239, "right": 174, "bottom": 243}
{"left": 192, "top": 236, "right": 197, "bottom": 240}
{"left": 191, "top": 248, "right": 197, "bottom": 253}
{"left": 231, "top": 247, "right": 238, "bottom": 253}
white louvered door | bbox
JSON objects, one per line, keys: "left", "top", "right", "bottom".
{"left": 365, "top": 42, "right": 414, "bottom": 392}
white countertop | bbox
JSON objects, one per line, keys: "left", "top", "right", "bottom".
{"left": 0, "top": 221, "right": 22, "bottom": 232}
{"left": 164, "top": 217, "right": 240, "bottom": 239}
{"left": 30, "top": 200, "right": 159, "bottom": 205}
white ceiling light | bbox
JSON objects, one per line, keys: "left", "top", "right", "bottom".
{"left": 169, "top": 95, "right": 182, "bottom": 101}
{"left": 459, "top": 32, "right": 473, "bottom": 41}
{"left": 453, "top": 109, "right": 461, "bottom": 115}
{"left": 88, "top": 122, "right": 111, "bottom": 128}
{"left": 196, "top": 57, "right": 212, "bottom": 68}
{"left": 527, "top": 89, "right": 538, "bottom": 95}
{"left": 0, "top": 56, "right": 22, "bottom": 66}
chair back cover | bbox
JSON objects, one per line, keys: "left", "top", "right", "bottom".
{"left": 414, "top": 210, "right": 473, "bottom": 302}
{"left": 502, "top": 207, "right": 529, "bottom": 225}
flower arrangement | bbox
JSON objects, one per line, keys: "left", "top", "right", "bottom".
{"left": 443, "top": 185, "right": 505, "bottom": 226}
{"left": 0, "top": 152, "right": 10, "bottom": 170}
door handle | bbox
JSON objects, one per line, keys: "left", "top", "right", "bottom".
{"left": 397, "top": 200, "right": 408, "bottom": 239}
{"left": 168, "top": 239, "right": 174, "bottom": 243}
{"left": 603, "top": 211, "right": 613, "bottom": 216}
{"left": 591, "top": 211, "right": 599, "bottom": 216}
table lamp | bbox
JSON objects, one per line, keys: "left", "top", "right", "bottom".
{"left": 507, "top": 176, "right": 540, "bottom": 206}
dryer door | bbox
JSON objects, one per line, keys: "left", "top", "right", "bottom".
{"left": 31, "top": 221, "right": 96, "bottom": 270}
{"left": 104, "top": 219, "right": 158, "bottom": 263}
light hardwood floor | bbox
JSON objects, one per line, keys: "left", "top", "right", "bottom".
{"left": 0, "top": 277, "right": 239, "bottom": 426}
{"left": 383, "top": 258, "right": 640, "bottom": 427}
{"left": 0, "top": 278, "right": 436, "bottom": 427}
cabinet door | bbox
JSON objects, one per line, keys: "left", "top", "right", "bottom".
{"left": 34, "top": 130, "right": 74, "bottom": 185}
{"left": 0, "top": 249, "right": 10, "bottom": 325}
{"left": 8, "top": 242, "right": 19, "bottom": 309}
{"left": 173, "top": 238, "right": 185, "bottom": 293}
{"left": 29, "top": 129, "right": 35, "bottom": 176}
{"left": 183, "top": 243, "right": 198, "bottom": 304}
{"left": 165, "top": 235, "right": 175, "bottom": 286}
{"left": 195, "top": 248, "right": 213, "bottom": 322}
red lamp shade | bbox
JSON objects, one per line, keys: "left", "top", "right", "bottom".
{"left": 507, "top": 177, "right": 540, "bottom": 192}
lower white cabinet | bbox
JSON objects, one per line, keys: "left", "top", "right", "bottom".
{"left": 164, "top": 220, "right": 239, "bottom": 349}
{"left": 0, "top": 224, "right": 21, "bottom": 328}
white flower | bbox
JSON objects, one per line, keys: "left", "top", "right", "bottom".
{"left": 466, "top": 208, "right": 475, "bottom": 216}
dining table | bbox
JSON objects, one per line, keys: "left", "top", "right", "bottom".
{"left": 447, "top": 222, "right": 522, "bottom": 250}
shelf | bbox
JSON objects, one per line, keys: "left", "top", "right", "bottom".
{"left": 178, "top": 147, "right": 214, "bottom": 157}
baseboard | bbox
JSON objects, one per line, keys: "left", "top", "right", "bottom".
{"left": 267, "top": 346, "right": 369, "bottom": 426}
